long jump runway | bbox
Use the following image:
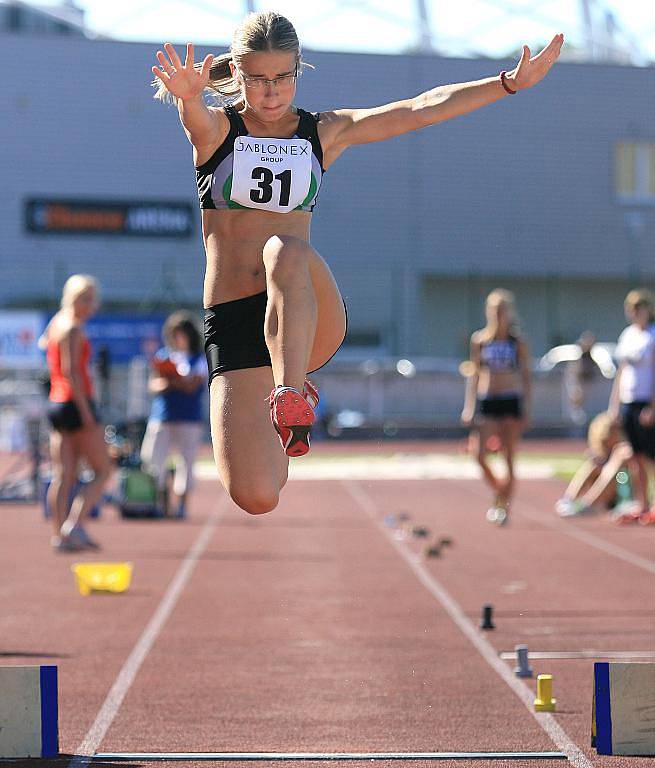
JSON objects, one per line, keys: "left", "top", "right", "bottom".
{"left": 4, "top": 450, "right": 655, "bottom": 768}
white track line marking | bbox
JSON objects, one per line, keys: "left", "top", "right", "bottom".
{"left": 94, "top": 750, "right": 566, "bottom": 761}
{"left": 521, "top": 504, "right": 655, "bottom": 575}
{"left": 465, "top": 480, "right": 655, "bottom": 577}
{"left": 342, "top": 480, "right": 594, "bottom": 768}
{"left": 69, "top": 499, "right": 226, "bottom": 766}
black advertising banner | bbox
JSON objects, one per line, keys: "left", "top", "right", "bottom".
{"left": 25, "top": 199, "right": 194, "bottom": 238}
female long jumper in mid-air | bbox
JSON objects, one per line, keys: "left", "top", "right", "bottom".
{"left": 152, "top": 11, "right": 563, "bottom": 515}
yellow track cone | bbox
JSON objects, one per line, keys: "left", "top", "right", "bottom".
{"left": 71, "top": 562, "right": 133, "bottom": 596}
{"left": 534, "top": 674, "right": 556, "bottom": 712}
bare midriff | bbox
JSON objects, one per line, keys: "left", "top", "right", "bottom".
{"left": 202, "top": 207, "right": 312, "bottom": 308}
{"left": 477, "top": 369, "right": 521, "bottom": 398}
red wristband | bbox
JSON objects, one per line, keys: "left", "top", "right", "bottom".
{"left": 500, "top": 70, "right": 517, "bottom": 95}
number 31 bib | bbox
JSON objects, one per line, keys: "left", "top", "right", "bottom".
{"left": 230, "top": 136, "right": 312, "bottom": 213}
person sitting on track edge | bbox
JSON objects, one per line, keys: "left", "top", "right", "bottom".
{"left": 555, "top": 410, "right": 636, "bottom": 520}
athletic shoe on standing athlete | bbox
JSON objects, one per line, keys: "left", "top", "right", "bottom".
{"left": 269, "top": 380, "right": 318, "bottom": 457}
{"left": 51, "top": 535, "right": 86, "bottom": 552}
{"left": 486, "top": 498, "right": 509, "bottom": 526}
{"left": 60, "top": 520, "right": 101, "bottom": 550}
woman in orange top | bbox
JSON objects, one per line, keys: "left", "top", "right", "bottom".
{"left": 43, "top": 274, "right": 112, "bottom": 551}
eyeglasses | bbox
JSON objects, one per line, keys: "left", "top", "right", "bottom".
{"left": 236, "top": 65, "right": 298, "bottom": 90}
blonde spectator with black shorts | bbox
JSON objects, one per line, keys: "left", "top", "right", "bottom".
{"left": 461, "top": 289, "right": 532, "bottom": 525}
{"left": 608, "top": 289, "right": 655, "bottom": 523}
{"left": 42, "top": 275, "right": 112, "bottom": 551}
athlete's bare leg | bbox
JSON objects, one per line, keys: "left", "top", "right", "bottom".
{"left": 67, "top": 424, "right": 112, "bottom": 527}
{"left": 563, "top": 460, "right": 600, "bottom": 502}
{"left": 474, "top": 420, "right": 505, "bottom": 497}
{"left": 210, "top": 367, "right": 288, "bottom": 515}
{"left": 263, "top": 235, "right": 346, "bottom": 391}
{"left": 263, "top": 235, "right": 317, "bottom": 392}
{"left": 211, "top": 242, "right": 346, "bottom": 514}
{"left": 47, "top": 430, "right": 79, "bottom": 538}
{"left": 632, "top": 454, "right": 650, "bottom": 513}
{"left": 498, "top": 417, "right": 522, "bottom": 506}
{"left": 580, "top": 443, "right": 633, "bottom": 509}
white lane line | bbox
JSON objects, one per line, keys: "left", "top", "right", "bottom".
{"left": 94, "top": 750, "right": 566, "bottom": 761}
{"left": 342, "top": 480, "right": 594, "bottom": 768}
{"left": 522, "top": 505, "right": 655, "bottom": 576}
{"left": 69, "top": 498, "right": 227, "bottom": 766}
{"left": 466, "top": 480, "right": 655, "bottom": 577}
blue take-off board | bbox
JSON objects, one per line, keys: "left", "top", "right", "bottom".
{"left": 594, "top": 662, "right": 655, "bottom": 756}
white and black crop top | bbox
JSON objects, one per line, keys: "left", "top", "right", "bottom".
{"left": 196, "top": 106, "right": 324, "bottom": 213}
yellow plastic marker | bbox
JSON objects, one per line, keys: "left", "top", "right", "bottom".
{"left": 71, "top": 562, "right": 133, "bottom": 596}
{"left": 534, "top": 674, "right": 556, "bottom": 712}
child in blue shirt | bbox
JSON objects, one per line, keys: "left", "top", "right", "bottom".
{"left": 141, "top": 312, "right": 207, "bottom": 517}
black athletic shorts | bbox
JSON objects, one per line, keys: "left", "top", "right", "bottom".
{"left": 47, "top": 399, "right": 100, "bottom": 432}
{"left": 621, "top": 401, "right": 655, "bottom": 459}
{"left": 478, "top": 395, "right": 522, "bottom": 419}
{"left": 204, "top": 290, "right": 348, "bottom": 387}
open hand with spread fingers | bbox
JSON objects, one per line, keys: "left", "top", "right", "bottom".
{"left": 152, "top": 42, "right": 214, "bottom": 101}
{"left": 505, "top": 33, "right": 564, "bottom": 92}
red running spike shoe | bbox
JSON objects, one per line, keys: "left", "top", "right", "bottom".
{"left": 270, "top": 384, "right": 316, "bottom": 457}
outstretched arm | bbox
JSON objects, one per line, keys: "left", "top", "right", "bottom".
{"left": 152, "top": 43, "right": 228, "bottom": 156}
{"left": 320, "top": 34, "right": 563, "bottom": 166}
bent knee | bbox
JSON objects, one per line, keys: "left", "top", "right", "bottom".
{"left": 262, "top": 235, "right": 309, "bottom": 279}
{"left": 229, "top": 484, "right": 280, "bottom": 515}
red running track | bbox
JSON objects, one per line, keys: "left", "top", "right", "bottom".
{"left": 1, "top": 443, "right": 653, "bottom": 768}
